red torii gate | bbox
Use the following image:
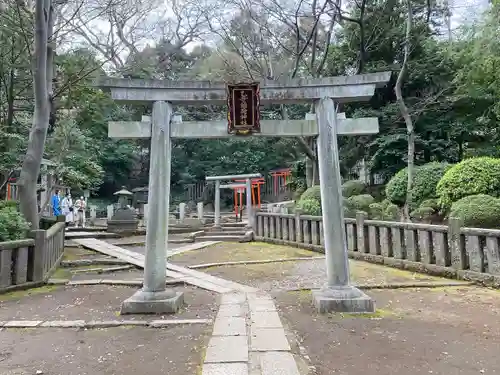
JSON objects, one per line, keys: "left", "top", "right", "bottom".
{"left": 270, "top": 167, "right": 292, "bottom": 196}
{"left": 232, "top": 177, "right": 265, "bottom": 214}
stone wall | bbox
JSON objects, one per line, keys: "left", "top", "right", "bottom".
{"left": 254, "top": 211, "right": 500, "bottom": 287}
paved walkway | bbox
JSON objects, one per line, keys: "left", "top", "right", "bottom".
{"left": 67, "top": 237, "right": 303, "bottom": 374}
{"left": 203, "top": 291, "right": 300, "bottom": 375}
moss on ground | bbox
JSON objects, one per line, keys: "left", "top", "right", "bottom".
{"left": 63, "top": 247, "right": 98, "bottom": 260}
{"left": 0, "top": 285, "right": 61, "bottom": 302}
{"left": 170, "top": 242, "right": 317, "bottom": 266}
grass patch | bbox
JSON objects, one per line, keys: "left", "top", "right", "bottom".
{"left": 170, "top": 242, "right": 317, "bottom": 266}
{"left": 336, "top": 309, "right": 395, "bottom": 319}
{"left": 63, "top": 247, "right": 98, "bottom": 261}
{"left": 0, "top": 285, "right": 61, "bottom": 302}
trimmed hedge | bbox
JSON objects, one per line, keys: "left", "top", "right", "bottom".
{"left": 296, "top": 198, "right": 322, "bottom": 215}
{"left": 369, "top": 199, "right": 399, "bottom": 220}
{"left": 299, "top": 186, "right": 322, "bottom": 201}
{"left": 449, "top": 194, "right": 500, "bottom": 228}
{"left": 341, "top": 180, "right": 366, "bottom": 198}
{"left": 436, "top": 157, "right": 500, "bottom": 208}
{"left": 386, "top": 162, "right": 451, "bottom": 209}
{"left": 345, "top": 194, "right": 375, "bottom": 214}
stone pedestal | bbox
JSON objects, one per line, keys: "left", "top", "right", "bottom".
{"left": 107, "top": 207, "right": 139, "bottom": 234}
{"left": 121, "top": 289, "right": 184, "bottom": 315}
{"left": 197, "top": 202, "right": 204, "bottom": 219}
{"left": 312, "top": 286, "right": 374, "bottom": 314}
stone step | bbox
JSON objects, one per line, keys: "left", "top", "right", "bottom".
{"left": 66, "top": 226, "right": 106, "bottom": 233}
{"left": 194, "top": 235, "right": 244, "bottom": 242}
{"left": 205, "top": 231, "right": 247, "bottom": 236}
{"left": 65, "top": 232, "right": 122, "bottom": 240}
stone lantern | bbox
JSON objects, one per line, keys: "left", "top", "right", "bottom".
{"left": 107, "top": 187, "right": 139, "bottom": 234}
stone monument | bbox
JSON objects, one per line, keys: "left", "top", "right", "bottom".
{"left": 107, "top": 187, "right": 139, "bottom": 234}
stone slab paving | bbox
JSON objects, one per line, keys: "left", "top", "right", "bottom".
{"left": 0, "top": 319, "right": 211, "bottom": 329}
{"left": 71, "top": 238, "right": 239, "bottom": 293}
{"left": 201, "top": 291, "right": 301, "bottom": 375}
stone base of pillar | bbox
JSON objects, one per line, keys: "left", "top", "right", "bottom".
{"left": 121, "top": 289, "right": 184, "bottom": 315}
{"left": 312, "top": 285, "right": 374, "bottom": 314}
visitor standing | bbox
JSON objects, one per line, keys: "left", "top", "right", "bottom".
{"left": 74, "top": 196, "right": 87, "bottom": 228}
{"left": 61, "top": 193, "right": 74, "bottom": 226}
{"left": 51, "top": 190, "right": 61, "bottom": 217}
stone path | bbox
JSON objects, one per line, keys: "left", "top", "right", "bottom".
{"left": 0, "top": 318, "right": 211, "bottom": 329}
{"left": 203, "top": 291, "right": 300, "bottom": 375}
{"left": 71, "top": 238, "right": 256, "bottom": 294}
{"left": 66, "top": 238, "right": 304, "bottom": 374}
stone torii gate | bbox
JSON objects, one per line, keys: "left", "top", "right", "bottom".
{"left": 98, "top": 72, "right": 391, "bottom": 314}
{"left": 206, "top": 173, "right": 262, "bottom": 228}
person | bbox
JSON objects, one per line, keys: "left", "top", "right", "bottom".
{"left": 74, "top": 196, "right": 87, "bottom": 228}
{"left": 51, "top": 190, "right": 61, "bottom": 217}
{"left": 61, "top": 193, "right": 74, "bottom": 226}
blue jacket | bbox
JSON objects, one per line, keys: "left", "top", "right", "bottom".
{"left": 52, "top": 194, "right": 61, "bottom": 216}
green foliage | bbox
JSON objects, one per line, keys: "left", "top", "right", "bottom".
{"left": 369, "top": 199, "right": 399, "bottom": 220}
{"left": 385, "top": 162, "right": 451, "bottom": 209}
{"left": 449, "top": 194, "right": 500, "bottom": 228}
{"left": 342, "top": 180, "right": 366, "bottom": 198}
{"left": 0, "top": 205, "right": 30, "bottom": 241}
{"left": 436, "top": 157, "right": 500, "bottom": 208}
{"left": 300, "top": 186, "right": 322, "bottom": 201}
{"left": 296, "top": 198, "right": 321, "bottom": 216}
{"left": 345, "top": 194, "right": 375, "bottom": 214}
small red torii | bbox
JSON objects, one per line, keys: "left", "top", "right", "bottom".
{"left": 232, "top": 177, "right": 265, "bottom": 214}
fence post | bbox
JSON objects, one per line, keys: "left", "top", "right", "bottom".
{"left": 356, "top": 211, "right": 368, "bottom": 253}
{"left": 30, "top": 229, "right": 47, "bottom": 282}
{"left": 295, "top": 209, "right": 303, "bottom": 243}
{"left": 448, "top": 217, "right": 467, "bottom": 270}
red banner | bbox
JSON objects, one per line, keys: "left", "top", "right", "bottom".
{"left": 227, "top": 83, "right": 261, "bottom": 135}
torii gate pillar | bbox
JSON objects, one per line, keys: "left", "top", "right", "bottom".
{"left": 121, "top": 101, "right": 184, "bottom": 314}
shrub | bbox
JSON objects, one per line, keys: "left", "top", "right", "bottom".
{"left": 410, "top": 198, "right": 441, "bottom": 222}
{"left": 369, "top": 199, "right": 399, "bottom": 220}
{"left": 386, "top": 162, "right": 451, "bottom": 209}
{"left": 293, "top": 187, "right": 306, "bottom": 202}
{"left": 449, "top": 194, "right": 500, "bottom": 228}
{"left": 0, "top": 206, "right": 30, "bottom": 242}
{"left": 299, "top": 185, "right": 322, "bottom": 202}
{"left": 296, "top": 198, "right": 322, "bottom": 216}
{"left": 341, "top": 180, "right": 366, "bottom": 198}
{"left": 345, "top": 194, "right": 375, "bottom": 214}
{"left": 436, "top": 157, "right": 500, "bottom": 208}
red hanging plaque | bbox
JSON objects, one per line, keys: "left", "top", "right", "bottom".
{"left": 227, "top": 83, "right": 261, "bottom": 135}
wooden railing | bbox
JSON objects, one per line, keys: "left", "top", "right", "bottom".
{"left": 0, "top": 217, "right": 66, "bottom": 293}
{"left": 254, "top": 211, "right": 500, "bottom": 285}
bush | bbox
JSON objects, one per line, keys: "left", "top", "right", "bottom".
{"left": 369, "top": 199, "right": 399, "bottom": 220}
{"left": 345, "top": 194, "right": 375, "bottom": 214}
{"left": 436, "top": 157, "right": 500, "bottom": 208}
{"left": 299, "top": 186, "right": 322, "bottom": 202}
{"left": 0, "top": 205, "right": 30, "bottom": 242}
{"left": 296, "top": 198, "right": 322, "bottom": 216}
{"left": 386, "top": 162, "right": 451, "bottom": 209}
{"left": 409, "top": 198, "right": 441, "bottom": 222}
{"left": 293, "top": 187, "right": 306, "bottom": 202}
{"left": 449, "top": 194, "right": 500, "bottom": 228}
{"left": 341, "top": 180, "right": 366, "bottom": 198}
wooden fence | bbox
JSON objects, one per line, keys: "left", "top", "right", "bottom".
{"left": 254, "top": 211, "right": 500, "bottom": 285}
{"left": 0, "top": 217, "right": 66, "bottom": 293}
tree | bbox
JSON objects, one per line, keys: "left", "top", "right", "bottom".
{"left": 395, "top": 0, "right": 414, "bottom": 218}
{"left": 18, "top": 0, "right": 54, "bottom": 228}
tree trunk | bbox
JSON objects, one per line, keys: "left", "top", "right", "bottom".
{"left": 395, "top": 0, "right": 414, "bottom": 220}
{"left": 18, "top": 0, "right": 53, "bottom": 229}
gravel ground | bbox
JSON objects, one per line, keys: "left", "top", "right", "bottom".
{"left": 0, "top": 284, "right": 218, "bottom": 322}
{"left": 275, "top": 286, "right": 500, "bottom": 375}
